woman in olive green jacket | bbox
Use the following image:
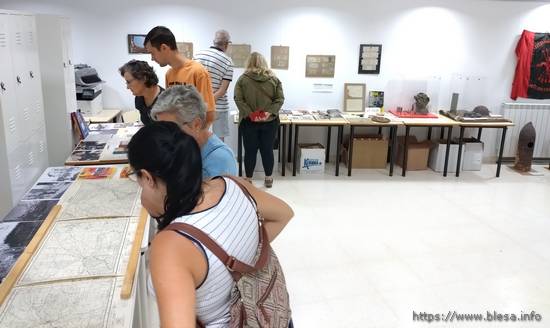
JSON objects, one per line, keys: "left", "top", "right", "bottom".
{"left": 234, "top": 52, "right": 284, "bottom": 188}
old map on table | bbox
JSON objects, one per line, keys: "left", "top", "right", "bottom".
{"left": 18, "top": 217, "right": 137, "bottom": 285}
{"left": 57, "top": 180, "right": 141, "bottom": 220}
{"left": 0, "top": 277, "right": 133, "bottom": 328}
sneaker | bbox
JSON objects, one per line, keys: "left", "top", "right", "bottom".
{"left": 264, "top": 177, "right": 273, "bottom": 188}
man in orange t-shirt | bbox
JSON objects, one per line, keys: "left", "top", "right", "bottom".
{"left": 144, "top": 26, "right": 216, "bottom": 126}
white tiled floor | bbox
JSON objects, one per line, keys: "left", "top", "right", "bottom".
{"left": 261, "top": 164, "right": 550, "bottom": 328}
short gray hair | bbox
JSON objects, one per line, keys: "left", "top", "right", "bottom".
{"left": 213, "top": 29, "right": 230, "bottom": 47}
{"left": 151, "top": 85, "right": 207, "bottom": 128}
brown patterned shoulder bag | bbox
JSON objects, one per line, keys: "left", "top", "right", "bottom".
{"left": 165, "top": 176, "right": 291, "bottom": 327}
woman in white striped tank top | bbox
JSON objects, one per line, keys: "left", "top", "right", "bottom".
{"left": 127, "top": 121, "right": 294, "bottom": 327}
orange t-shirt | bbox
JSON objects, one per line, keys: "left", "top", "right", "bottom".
{"left": 165, "top": 60, "right": 216, "bottom": 124}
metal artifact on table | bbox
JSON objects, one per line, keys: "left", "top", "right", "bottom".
{"left": 439, "top": 105, "right": 511, "bottom": 123}
{"left": 514, "top": 122, "right": 536, "bottom": 172}
{"left": 413, "top": 92, "right": 430, "bottom": 114}
{"left": 472, "top": 105, "right": 490, "bottom": 117}
{"left": 370, "top": 114, "right": 391, "bottom": 123}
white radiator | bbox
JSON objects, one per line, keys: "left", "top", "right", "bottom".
{"left": 501, "top": 102, "right": 550, "bottom": 158}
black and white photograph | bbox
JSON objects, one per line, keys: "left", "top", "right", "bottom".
{"left": 0, "top": 221, "right": 42, "bottom": 249}
{"left": 89, "top": 123, "right": 127, "bottom": 131}
{"left": 0, "top": 221, "right": 43, "bottom": 281}
{"left": 1, "top": 200, "right": 58, "bottom": 222}
{"left": 74, "top": 141, "right": 107, "bottom": 152}
{"left": 22, "top": 182, "right": 73, "bottom": 201}
{"left": 39, "top": 167, "right": 82, "bottom": 183}
{"left": 69, "top": 150, "right": 103, "bottom": 162}
{"left": 0, "top": 246, "right": 24, "bottom": 282}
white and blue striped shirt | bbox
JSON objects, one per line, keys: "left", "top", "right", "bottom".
{"left": 195, "top": 47, "right": 234, "bottom": 112}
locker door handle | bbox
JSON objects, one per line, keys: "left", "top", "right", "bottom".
{"left": 0, "top": 82, "right": 5, "bottom": 91}
{"left": 16, "top": 76, "right": 21, "bottom": 84}
{"left": 68, "top": 59, "right": 72, "bottom": 65}
{"left": 29, "top": 71, "right": 34, "bottom": 78}
{"left": 63, "top": 62, "right": 66, "bottom": 68}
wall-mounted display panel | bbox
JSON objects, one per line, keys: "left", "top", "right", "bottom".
{"left": 176, "top": 42, "right": 193, "bottom": 59}
{"left": 127, "top": 34, "right": 147, "bottom": 54}
{"left": 306, "top": 55, "right": 335, "bottom": 78}
{"left": 271, "top": 46, "right": 289, "bottom": 70}
{"left": 343, "top": 83, "right": 366, "bottom": 112}
{"left": 227, "top": 44, "right": 251, "bottom": 68}
{"left": 358, "top": 44, "right": 381, "bottom": 74}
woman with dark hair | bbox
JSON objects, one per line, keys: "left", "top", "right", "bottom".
{"left": 127, "top": 121, "right": 294, "bottom": 327}
{"left": 119, "top": 60, "right": 164, "bottom": 125}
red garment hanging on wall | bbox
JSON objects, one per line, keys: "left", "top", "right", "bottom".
{"left": 511, "top": 30, "right": 550, "bottom": 100}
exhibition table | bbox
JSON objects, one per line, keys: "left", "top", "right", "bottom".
{"left": 345, "top": 116, "right": 403, "bottom": 177}
{"left": 290, "top": 118, "right": 348, "bottom": 177}
{"left": 83, "top": 109, "right": 122, "bottom": 124}
{"left": 397, "top": 114, "right": 460, "bottom": 177}
{"left": 455, "top": 121, "right": 515, "bottom": 177}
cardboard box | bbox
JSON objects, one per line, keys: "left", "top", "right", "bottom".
{"left": 343, "top": 135, "right": 388, "bottom": 168}
{"left": 298, "top": 143, "right": 325, "bottom": 174}
{"left": 428, "top": 140, "right": 465, "bottom": 173}
{"left": 396, "top": 136, "right": 430, "bottom": 170}
{"left": 461, "top": 138, "right": 483, "bottom": 171}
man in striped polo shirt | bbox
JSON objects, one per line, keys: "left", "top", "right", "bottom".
{"left": 194, "top": 30, "right": 234, "bottom": 141}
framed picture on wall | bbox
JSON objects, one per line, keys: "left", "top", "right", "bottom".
{"left": 127, "top": 34, "right": 148, "bottom": 54}
{"left": 305, "top": 55, "right": 336, "bottom": 78}
{"left": 177, "top": 42, "right": 194, "bottom": 59}
{"left": 271, "top": 45, "right": 289, "bottom": 70}
{"left": 227, "top": 44, "right": 251, "bottom": 68}
{"left": 358, "top": 44, "right": 382, "bottom": 74}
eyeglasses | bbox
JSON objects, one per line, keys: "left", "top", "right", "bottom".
{"left": 125, "top": 79, "right": 136, "bottom": 85}
{"left": 126, "top": 168, "right": 138, "bottom": 182}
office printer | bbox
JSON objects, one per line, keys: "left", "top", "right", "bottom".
{"left": 75, "top": 64, "right": 103, "bottom": 100}
{"left": 75, "top": 64, "right": 104, "bottom": 115}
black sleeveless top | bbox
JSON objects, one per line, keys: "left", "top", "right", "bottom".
{"left": 134, "top": 86, "right": 164, "bottom": 125}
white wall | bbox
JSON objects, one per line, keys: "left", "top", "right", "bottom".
{"left": 2, "top": 0, "right": 550, "bottom": 159}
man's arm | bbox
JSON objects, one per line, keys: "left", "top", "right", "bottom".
{"left": 195, "top": 72, "right": 217, "bottom": 126}
{"left": 213, "top": 79, "right": 231, "bottom": 101}
{"left": 214, "top": 61, "right": 233, "bottom": 101}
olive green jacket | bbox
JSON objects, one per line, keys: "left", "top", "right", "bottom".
{"left": 234, "top": 72, "right": 284, "bottom": 122}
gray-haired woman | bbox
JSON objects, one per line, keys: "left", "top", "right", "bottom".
{"left": 119, "top": 60, "right": 164, "bottom": 125}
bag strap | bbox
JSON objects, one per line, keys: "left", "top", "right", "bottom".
{"left": 243, "top": 74, "right": 275, "bottom": 102}
{"left": 165, "top": 177, "right": 270, "bottom": 281}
